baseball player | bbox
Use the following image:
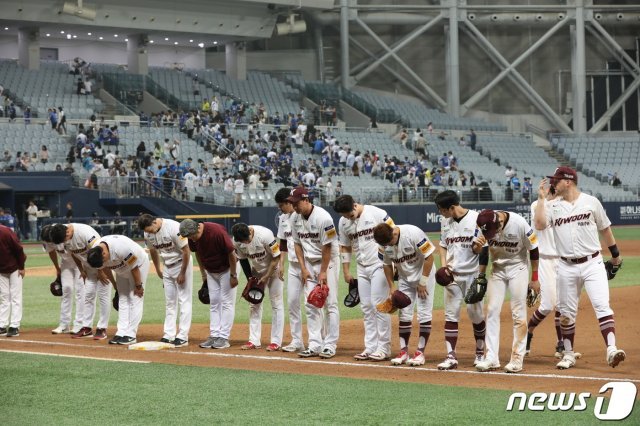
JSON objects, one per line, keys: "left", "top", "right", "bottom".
{"left": 41, "top": 224, "right": 85, "bottom": 334}
{"left": 474, "top": 209, "right": 539, "bottom": 373}
{"left": 334, "top": 195, "right": 394, "bottom": 361}
{"left": 139, "top": 214, "right": 193, "bottom": 347}
{"left": 275, "top": 188, "right": 305, "bottom": 353}
{"left": 179, "top": 219, "right": 239, "bottom": 350}
{"left": 434, "top": 191, "right": 488, "bottom": 370}
{"left": 373, "top": 223, "right": 436, "bottom": 367}
{"left": 526, "top": 186, "right": 564, "bottom": 357}
{"left": 0, "top": 224, "right": 26, "bottom": 337}
{"left": 288, "top": 187, "right": 341, "bottom": 359}
{"left": 534, "top": 167, "right": 625, "bottom": 369}
{"left": 232, "top": 223, "right": 284, "bottom": 351}
{"left": 50, "top": 223, "right": 112, "bottom": 340}
{"left": 87, "top": 235, "right": 149, "bottom": 345}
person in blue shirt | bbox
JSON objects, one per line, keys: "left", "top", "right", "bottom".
{"left": 313, "top": 137, "right": 324, "bottom": 154}
{"left": 439, "top": 153, "right": 450, "bottom": 171}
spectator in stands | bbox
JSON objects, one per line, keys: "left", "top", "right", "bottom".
{"left": 0, "top": 208, "right": 16, "bottom": 232}
{"left": 3, "top": 94, "right": 10, "bottom": 116}
{"left": 136, "top": 141, "right": 146, "bottom": 161}
{"left": 469, "top": 129, "right": 477, "bottom": 151}
{"left": 26, "top": 201, "right": 38, "bottom": 240}
{"left": 510, "top": 175, "right": 521, "bottom": 191}
{"left": 23, "top": 107, "right": 31, "bottom": 125}
{"left": 39, "top": 146, "right": 49, "bottom": 164}
{"left": 427, "top": 122, "right": 433, "bottom": 134}
{"left": 65, "top": 202, "right": 73, "bottom": 220}
{"left": 610, "top": 172, "right": 622, "bottom": 187}
{"left": 57, "top": 107, "right": 67, "bottom": 135}
{"left": 48, "top": 108, "right": 57, "bottom": 131}
{"left": 469, "top": 171, "right": 477, "bottom": 187}
{"left": 458, "top": 171, "right": 468, "bottom": 187}
{"left": 77, "top": 78, "right": 85, "bottom": 95}
{"left": 448, "top": 151, "right": 458, "bottom": 171}
{"left": 84, "top": 79, "right": 92, "bottom": 95}
{"left": 432, "top": 170, "right": 443, "bottom": 186}
{"left": 233, "top": 174, "right": 244, "bottom": 206}
{"left": 522, "top": 177, "right": 532, "bottom": 203}
{"left": 439, "top": 153, "right": 451, "bottom": 171}
{"left": 504, "top": 165, "right": 516, "bottom": 187}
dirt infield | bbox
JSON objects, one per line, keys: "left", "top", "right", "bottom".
{"left": 2, "top": 286, "right": 638, "bottom": 397}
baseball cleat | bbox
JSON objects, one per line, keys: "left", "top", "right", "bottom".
{"left": 406, "top": 351, "right": 426, "bottom": 366}
{"left": 554, "top": 341, "right": 565, "bottom": 359}
{"left": 160, "top": 338, "right": 173, "bottom": 344}
{"left": 117, "top": 336, "right": 137, "bottom": 345}
{"left": 319, "top": 347, "right": 336, "bottom": 359}
{"left": 556, "top": 353, "right": 576, "bottom": 370}
{"left": 241, "top": 342, "right": 261, "bottom": 350}
{"left": 0, "top": 328, "right": 7, "bottom": 336}
{"left": 199, "top": 336, "right": 217, "bottom": 348}
{"left": 211, "top": 338, "right": 230, "bottom": 349}
{"left": 607, "top": 347, "right": 626, "bottom": 368}
{"left": 475, "top": 360, "right": 500, "bottom": 372}
{"left": 298, "top": 348, "right": 319, "bottom": 358}
{"left": 353, "top": 351, "right": 371, "bottom": 361}
{"left": 437, "top": 355, "right": 458, "bottom": 370}
{"left": 173, "top": 338, "right": 188, "bottom": 348}
{"left": 390, "top": 350, "right": 409, "bottom": 366}
{"left": 504, "top": 361, "right": 523, "bottom": 373}
{"left": 525, "top": 332, "right": 533, "bottom": 356}
{"left": 266, "top": 343, "right": 281, "bottom": 352}
{"left": 368, "top": 351, "right": 389, "bottom": 362}
{"left": 93, "top": 328, "right": 107, "bottom": 340}
{"left": 71, "top": 327, "right": 93, "bottom": 339}
{"left": 51, "top": 325, "right": 70, "bottom": 334}
{"left": 109, "top": 336, "right": 123, "bottom": 345}
{"left": 282, "top": 342, "right": 304, "bottom": 353}
{"left": 473, "top": 354, "right": 484, "bottom": 367}
{"left": 6, "top": 327, "right": 19, "bottom": 337}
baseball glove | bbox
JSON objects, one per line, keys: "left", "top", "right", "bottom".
{"left": 464, "top": 273, "right": 488, "bottom": 305}
{"left": 307, "top": 284, "right": 329, "bottom": 309}
{"left": 244, "top": 276, "right": 265, "bottom": 304}
{"left": 50, "top": 274, "right": 62, "bottom": 297}
{"left": 435, "top": 266, "right": 454, "bottom": 286}
{"left": 343, "top": 278, "right": 360, "bottom": 308}
{"left": 376, "top": 298, "right": 397, "bottom": 314}
{"left": 198, "top": 280, "right": 210, "bottom": 304}
{"left": 112, "top": 290, "right": 119, "bottom": 311}
{"left": 605, "top": 259, "right": 622, "bottom": 280}
{"left": 526, "top": 287, "right": 541, "bottom": 308}
{"left": 391, "top": 290, "right": 412, "bottom": 309}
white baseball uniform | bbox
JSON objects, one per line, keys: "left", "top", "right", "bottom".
{"left": 531, "top": 200, "right": 559, "bottom": 316}
{"left": 379, "top": 225, "right": 436, "bottom": 327}
{"left": 544, "top": 193, "right": 615, "bottom": 353}
{"left": 483, "top": 212, "right": 538, "bottom": 367}
{"left": 277, "top": 211, "right": 304, "bottom": 349}
{"left": 339, "top": 205, "right": 394, "bottom": 356}
{"left": 292, "top": 205, "right": 340, "bottom": 352}
{"left": 44, "top": 241, "right": 85, "bottom": 332}
{"left": 64, "top": 223, "right": 111, "bottom": 330}
{"left": 144, "top": 218, "right": 193, "bottom": 342}
{"left": 99, "top": 235, "right": 150, "bottom": 338}
{"left": 234, "top": 225, "right": 284, "bottom": 347}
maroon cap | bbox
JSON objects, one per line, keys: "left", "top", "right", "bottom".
{"left": 546, "top": 166, "right": 578, "bottom": 183}
{"left": 286, "top": 187, "right": 309, "bottom": 203}
{"left": 476, "top": 209, "right": 500, "bottom": 240}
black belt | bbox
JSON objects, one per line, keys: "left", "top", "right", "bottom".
{"left": 561, "top": 252, "right": 599, "bottom": 264}
{"left": 166, "top": 260, "right": 182, "bottom": 268}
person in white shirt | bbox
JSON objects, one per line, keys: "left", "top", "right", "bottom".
{"left": 139, "top": 215, "right": 193, "bottom": 347}
{"left": 434, "top": 190, "right": 487, "bottom": 370}
{"left": 26, "top": 201, "right": 38, "bottom": 241}
{"left": 373, "top": 223, "right": 437, "bottom": 367}
{"left": 335, "top": 196, "right": 395, "bottom": 361}
{"left": 534, "top": 166, "right": 625, "bottom": 369}
{"left": 474, "top": 209, "right": 539, "bottom": 373}
{"left": 50, "top": 223, "right": 112, "bottom": 340}
{"left": 248, "top": 170, "right": 260, "bottom": 189}
{"left": 302, "top": 171, "right": 316, "bottom": 187}
{"left": 232, "top": 223, "right": 284, "bottom": 351}
{"left": 233, "top": 175, "right": 245, "bottom": 206}
{"left": 289, "top": 187, "right": 340, "bottom": 359}
{"left": 87, "top": 235, "right": 150, "bottom": 345}
{"left": 42, "top": 224, "right": 85, "bottom": 335}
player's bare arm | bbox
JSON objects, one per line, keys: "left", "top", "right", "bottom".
{"left": 318, "top": 243, "right": 332, "bottom": 286}
{"left": 294, "top": 242, "right": 311, "bottom": 284}
{"left": 382, "top": 263, "right": 396, "bottom": 295}
{"left": 418, "top": 254, "right": 434, "bottom": 300}
{"left": 177, "top": 245, "right": 190, "bottom": 285}
{"left": 340, "top": 245, "right": 353, "bottom": 283}
{"left": 71, "top": 253, "right": 87, "bottom": 280}
{"left": 228, "top": 250, "right": 239, "bottom": 288}
{"left": 533, "top": 179, "right": 549, "bottom": 230}
{"left": 260, "top": 252, "right": 280, "bottom": 286}
{"left": 149, "top": 246, "right": 163, "bottom": 279}
{"left": 529, "top": 257, "right": 540, "bottom": 294}
{"left": 48, "top": 251, "right": 61, "bottom": 276}
{"left": 277, "top": 239, "right": 286, "bottom": 280}
{"left": 438, "top": 246, "right": 447, "bottom": 269}
{"left": 195, "top": 251, "right": 206, "bottom": 282}
{"left": 131, "top": 266, "right": 144, "bottom": 297}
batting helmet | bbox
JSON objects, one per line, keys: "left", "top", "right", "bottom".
{"left": 198, "top": 280, "right": 210, "bottom": 304}
{"left": 50, "top": 275, "right": 62, "bottom": 297}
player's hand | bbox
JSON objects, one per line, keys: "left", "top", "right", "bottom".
{"left": 278, "top": 267, "right": 285, "bottom": 281}
{"left": 97, "top": 269, "right": 110, "bottom": 284}
{"left": 18, "top": 269, "right": 25, "bottom": 278}
{"left": 230, "top": 276, "right": 239, "bottom": 288}
{"left": 528, "top": 280, "right": 540, "bottom": 293}
{"left": 611, "top": 256, "right": 623, "bottom": 266}
{"left": 80, "top": 269, "right": 88, "bottom": 281}
{"left": 318, "top": 271, "right": 328, "bottom": 287}
{"left": 472, "top": 235, "right": 486, "bottom": 252}
{"left": 417, "top": 285, "right": 428, "bottom": 300}
{"left": 176, "top": 271, "right": 185, "bottom": 285}
{"left": 156, "top": 267, "right": 163, "bottom": 280}
{"left": 344, "top": 273, "right": 353, "bottom": 285}
{"left": 301, "top": 268, "right": 312, "bottom": 285}
{"left": 538, "top": 179, "right": 548, "bottom": 199}
{"left": 134, "top": 285, "right": 144, "bottom": 297}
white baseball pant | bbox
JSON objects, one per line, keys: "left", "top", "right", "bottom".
{"left": 81, "top": 266, "right": 111, "bottom": 330}
{"left": 443, "top": 273, "right": 485, "bottom": 323}
{"left": 484, "top": 264, "right": 529, "bottom": 366}
{"left": 398, "top": 269, "right": 436, "bottom": 324}
{"left": 286, "top": 261, "right": 304, "bottom": 348}
{"left": 0, "top": 270, "right": 22, "bottom": 328}
{"left": 247, "top": 274, "right": 284, "bottom": 346}
{"left": 59, "top": 261, "right": 85, "bottom": 331}
{"left": 538, "top": 255, "right": 559, "bottom": 316}
{"left": 115, "top": 260, "right": 150, "bottom": 338}
{"left": 357, "top": 263, "right": 392, "bottom": 356}
{"left": 206, "top": 268, "right": 237, "bottom": 340}
{"left": 304, "top": 255, "right": 340, "bottom": 352}
{"left": 162, "top": 258, "right": 193, "bottom": 341}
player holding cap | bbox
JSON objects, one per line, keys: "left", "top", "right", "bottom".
{"left": 334, "top": 195, "right": 395, "bottom": 361}
{"left": 474, "top": 209, "right": 539, "bottom": 373}
{"left": 434, "top": 190, "right": 487, "bottom": 370}
{"left": 534, "top": 167, "right": 625, "bottom": 369}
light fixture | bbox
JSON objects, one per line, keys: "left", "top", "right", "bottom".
{"left": 66, "top": 34, "right": 71, "bottom": 39}
{"left": 189, "top": 39, "right": 193, "bottom": 43}
{"left": 3, "top": 27, "right": 8, "bottom": 31}
{"left": 213, "top": 41, "right": 218, "bottom": 45}
{"left": 125, "top": 38, "right": 128, "bottom": 42}
{"left": 164, "top": 37, "right": 169, "bottom": 41}
{"left": 149, "top": 40, "right": 154, "bottom": 43}
{"left": 114, "top": 34, "right": 118, "bottom": 37}
{"left": 73, "top": 35, "right": 77, "bottom": 38}
{"left": 62, "top": 0, "right": 97, "bottom": 21}
{"left": 275, "top": 14, "right": 307, "bottom": 35}
{"left": 61, "top": 30, "right": 65, "bottom": 34}
{"left": 174, "top": 41, "right": 178, "bottom": 45}
{"left": 46, "top": 33, "right": 51, "bottom": 37}
{"left": 87, "top": 32, "right": 92, "bottom": 35}
{"left": 99, "top": 36, "right": 103, "bottom": 40}
{"left": 198, "top": 42, "right": 204, "bottom": 48}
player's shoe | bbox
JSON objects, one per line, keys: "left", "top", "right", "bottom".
{"left": 117, "top": 336, "right": 137, "bottom": 345}
{"left": 173, "top": 338, "right": 188, "bottom": 348}
{"left": 71, "top": 327, "right": 93, "bottom": 338}
{"left": 298, "top": 348, "right": 319, "bottom": 358}
{"left": 406, "top": 351, "right": 426, "bottom": 366}
{"left": 6, "top": 327, "right": 19, "bottom": 337}
{"left": 211, "top": 338, "right": 230, "bottom": 349}
{"left": 607, "top": 346, "right": 626, "bottom": 368}
{"left": 199, "top": 336, "right": 216, "bottom": 348}
{"left": 160, "top": 338, "right": 173, "bottom": 344}
{"left": 266, "top": 343, "right": 281, "bottom": 352}
{"left": 437, "top": 354, "right": 458, "bottom": 370}
{"left": 319, "top": 347, "right": 336, "bottom": 359}
{"left": 473, "top": 354, "right": 484, "bottom": 367}
{"left": 475, "top": 359, "right": 500, "bottom": 372}
{"left": 554, "top": 341, "right": 565, "bottom": 359}
{"left": 368, "top": 351, "right": 389, "bottom": 362}
{"left": 241, "top": 341, "right": 261, "bottom": 350}
{"left": 93, "top": 328, "right": 107, "bottom": 340}
{"left": 391, "top": 350, "right": 409, "bottom": 366}
{"left": 51, "top": 325, "right": 70, "bottom": 334}
{"left": 109, "top": 336, "right": 123, "bottom": 345}
{"left": 556, "top": 352, "right": 576, "bottom": 369}
{"left": 353, "top": 351, "right": 371, "bottom": 361}
{"left": 525, "top": 332, "right": 533, "bottom": 356}
{"left": 504, "top": 361, "right": 523, "bottom": 373}
{"left": 282, "top": 342, "right": 305, "bottom": 353}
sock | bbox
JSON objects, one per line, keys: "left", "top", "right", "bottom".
{"left": 598, "top": 315, "right": 616, "bottom": 347}
{"left": 418, "top": 321, "right": 431, "bottom": 352}
{"left": 554, "top": 311, "right": 562, "bottom": 343}
{"left": 527, "top": 309, "right": 547, "bottom": 333}
{"left": 561, "top": 323, "right": 576, "bottom": 353}
{"left": 399, "top": 321, "right": 412, "bottom": 350}
{"left": 472, "top": 321, "right": 486, "bottom": 355}
{"left": 444, "top": 321, "right": 458, "bottom": 355}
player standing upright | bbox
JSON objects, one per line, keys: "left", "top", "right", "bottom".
{"left": 434, "top": 191, "right": 487, "bottom": 370}
{"left": 0, "top": 223, "right": 26, "bottom": 337}
{"left": 231, "top": 223, "right": 284, "bottom": 351}
{"left": 139, "top": 214, "right": 193, "bottom": 347}
{"left": 373, "top": 223, "right": 436, "bottom": 367}
{"left": 334, "top": 195, "right": 394, "bottom": 361}
{"left": 474, "top": 209, "right": 539, "bottom": 373}
{"left": 534, "top": 167, "right": 625, "bottom": 369}
{"left": 288, "top": 187, "right": 341, "bottom": 359}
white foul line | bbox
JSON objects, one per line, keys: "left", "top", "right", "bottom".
{"left": 2, "top": 338, "right": 637, "bottom": 383}
{"left": 0, "top": 349, "right": 150, "bottom": 363}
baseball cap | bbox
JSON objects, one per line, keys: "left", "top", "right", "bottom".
{"left": 286, "top": 187, "right": 309, "bottom": 203}
{"left": 546, "top": 166, "right": 578, "bottom": 183}
{"left": 178, "top": 219, "right": 199, "bottom": 237}
{"left": 476, "top": 209, "right": 500, "bottom": 239}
